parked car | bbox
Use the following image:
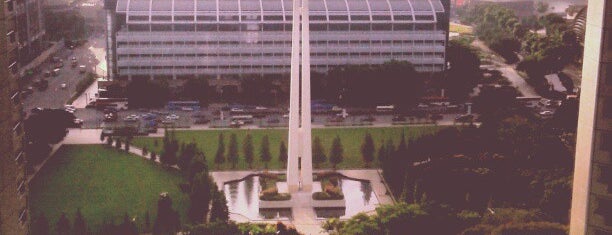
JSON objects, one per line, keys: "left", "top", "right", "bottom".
{"left": 392, "top": 115, "right": 406, "bottom": 122}
{"left": 361, "top": 115, "right": 376, "bottom": 122}
{"left": 52, "top": 68, "right": 60, "bottom": 76}
{"left": 455, "top": 114, "right": 474, "bottom": 122}
{"left": 71, "top": 119, "right": 83, "bottom": 128}
{"left": 60, "top": 83, "right": 67, "bottom": 89}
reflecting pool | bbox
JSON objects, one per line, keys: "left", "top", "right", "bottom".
{"left": 223, "top": 175, "right": 379, "bottom": 221}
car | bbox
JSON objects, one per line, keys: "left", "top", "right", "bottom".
{"left": 55, "top": 62, "right": 64, "bottom": 69}
{"left": 141, "top": 113, "right": 158, "bottom": 120}
{"left": 230, "top": 120, "right": 244, "bottom": 128}
{"left": 124, "top": 114, "right": 140, "bottom": 122}
{"left": 455, "top": 114, "right": 474, "bottom": 122}
{"left": 328, "top": 116, "right": 345, "bottom": 123}
{"left": 417, "top": 103, "right": 429, "bottom": 108}
{"left": 71, "top": 119, "right": 83, "bottom": 128}
{"left": 230, "top": 108, "right": 244, "bottom": 113}
{"left": 104, "top": 113, "right": 118, "bottom": 122}
{"left": 65, "top": 104, "right": 76, "bottom": 109}
{"left": 255, "top": 106, "right": 268, "bottom": 110}
{"left": 539, "top": 110, "right": 554, "bottom": 117}
{"left": 165, "top": 114, "right": 180, "bottom": 120}
{"left": 392, "top": 115, "right": 406, "bottom": 122}
{"left": 161, "top": 119, "right": 175, "bottom": 124}
{"left": 21, "top": 87, "right": 34, "bottom": 97}
{"left": 79, "top": 65, "right": 86, "bottom": 73}
{"left": 361, "top": 115, "right": 376, "bottom": 122}
{"left": 52, "top": 68, "right": 60, "bottom": 76}
{"left": 267, "top": 117, "right": 280, "bottom": 123}
{"left": 60, "top": 83, "right": 67, "bottom": 89}
{"left": 43, "top": 70, "right": 51, "bottom": 77}
{"left": 31, "top": 107, "right": 45, "bottom": 113}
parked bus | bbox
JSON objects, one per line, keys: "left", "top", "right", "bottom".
{"left": 231, "top": 115, "right": 254, "bottom": 124}
{"left": 167, "top": 101, "right": 200, "bottom": 111}
{"left": 94, "top": 98, "right": 128, "bottom": 110}
{"left": 376, "top": 105, "right": 395, "bottom": 113}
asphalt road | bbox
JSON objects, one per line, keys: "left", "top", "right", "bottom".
{"left": 22, "top": 38, "right": 103, "bottom": 114}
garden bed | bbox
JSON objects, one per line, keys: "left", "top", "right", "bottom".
{"left": 258, "top": 173, "right": 291, "bottom": 202}
{"left": 312, "top": 173, "right": 345, "bottom": 202}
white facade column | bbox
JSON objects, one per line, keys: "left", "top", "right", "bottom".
{"left": 286, "top": 0, "right": 302, "bottom": 192}
{"left": 300, "top": 0, "right": 313, "bottom": 191}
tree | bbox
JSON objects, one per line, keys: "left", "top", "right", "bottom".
{"left": 106, "top": 136, "right": 113, "bottom": 147}
{"left": 126, "top": 79, "right": 170, "bottom": 108}
{"left": 339, "top": 213, "right": 382, "bottom": 235}
{"left": 142, "top": 146, "right": 149, "bottom": 156}
{"left": 182, "top": 77, "right": 214, "bottom": 104}
{"left": 278, "top": 141, "right": 288, "bottom": 167}
{"left": 214, "top": 133, "right": 225, "bottom": 169}
{"left": 25, "top": 109, "right": 74, "bottom": 144}
{"left": 227, "top": 133, "right": 239, "bottom": 169}
{"left": 178, "top": 142, "right": 198, "bottom": 172}
{"left": 56, "top": 212, "right": 71, "bottom": 235}
{"left": 329, "top": 136, "right": 344, "bottom": 169}
{"left": 150, "top": 152, "right": 157, "bottom": 162}
{"left": 189, "top": 151, "right": 209, "bottom": 182}
{"left": 312, "top": 136, "right": 327, "bottom": 168}
{"left": 377, "top": 141, "right": 387, "bottom": 163}
{"left": 118, "top": 213, "right": 138, "bottom": 235}
{"left": 124, "top": 140, "right": 131, "bottom": 152}
{"left": 144, "top": 211, "right": 151, "bottom": 232}
{"left": 360, "top": 132, "right": 375, "bottom": 167}
{"left": 209, "top": 186, "right": 229, "bottom": 223}
{"left": 445, "top": 39, "right": 482, "bottom": 102}
{"left": 73, "top": 208, "right": 87, "bottom": 235}
{"left": 188, "top": 172, "right": 213, "bottom": 223}
{"left": 160, "top": 129, "right": 179, "bottom": 166}
{"left": 153, "top": 193, "right": 181, "bottom": 234}
{"left": 115, "top": 138, "right": 122, "bottom": 149}
{"left": 243, "top": 134, "right": 254, "bottom": 168}
{"left": 31, "top": 213, "right": 50, "bottom": 235}
{"left": 260, "top": 135, "right": 272, "bottom": 168}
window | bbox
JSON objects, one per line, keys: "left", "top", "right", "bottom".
{"left": 606, "top": 62, "right": 612, "bottom": 86}
{"left": 372, "top": 24, "right": 391, "bottom": 31}
{"left": 309, "top": 15, "right": 326, "bottom": 21}
{"left": 7, "top": 30, "right": 15, "bottom": 43}
{"left": 351, "top": 15, "right": 369, "bottom": 21}
{"left": 393, "top": 23, "right": 412, "bottom": 30}
{"left": 329, "top": 15, "right": 348, "bottom": 21}
{"left": 14, "top": 151, "right": 24, "bottom": 164}
{"left": 197, "top": 24, "right": 217, "bottom": 31}
{"left": 372, "top": 15, "right": 391, "bottom": 21}
{"left": 19, "top": 208, "right": 26, "bottom": 225}
{"left": 329, "top": 24, "right": 349, "bottom": 31}
{"left": 151, "top": 24, "right": 173, "bottom": 31}
{"left": 175, "top": 15, "right": 194, "bottom": 21}
{"left": 394, "top": 15, "right": 412, "bottom": 21}
{"left": 17, "top": 180, "right": 25, "bottom": 195}
{"left": 151, "top": 15, "right": 172, "bottom": 21}
{"left": 263, "top": 24, "right": 284, "bottom": 31}
{"left": 264, "top": 15, "right": 284, "bottom": 21}
{"left": 174, "top": 24, "right": 195, "bottom": 31}
{"left": 11, "top": 91, "right": 20, "bottom": 105}
{"left": 350, "top": 23, "right": 369, "bottom": 31}
{"left": 415, "top": 15, "right": 434, "bottom": 21}
{"left": 128, "top": 24, "right": 150, "bottom": 31}
{"left": 197, "top": 15, "right": 216, "bottom": 21}
{"left": 602, "top": 132, "right": 612, "bottom": 151}
{"left": 129, "top": 15, "right": 149, "bottom": 21}
{"left": 310, "top": 23, "right": 327, "bottom": 31}
{"left": 415, "top": 24, "right": 434, "bottom": 31}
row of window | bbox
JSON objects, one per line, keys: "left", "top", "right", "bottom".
{"left": 124, "top": 23, "right": 438, "bottom": 32}
{"left": 117, "top": 40, "right": 445, "bottom": 46}
{"left": 118, "top": 64, "right": 443, "bottom": 70}
{"left": 117, "top": 52, "right": 444, "bottom": 58}
{"left": 127, "top": 14, "right": 435, "bottom": 22}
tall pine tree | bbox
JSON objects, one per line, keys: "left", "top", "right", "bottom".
{"left": 209, "top": 185, "right": 229, "bottom": 223}
{"left": 260, "top": 135, "right": 272, "bottom": 168}
{"left": 361, "top": 132, "right": 375, "bottom": 167}
{"left": 227, "top": 133, "right": 239, "bottom": 169}
{"left": 243, "top": 134, "right": 254, "bottom": 168}
{"left": 329, "top": 136, "right": 344, "bottom": 169}
{"left": 214, "top": 133, "right": 225, "bottom": 169}
{"left": 56, "top": 212, "right": 71, "bottom": 235}
{"left": 278, "top": 141, "right": 288, "bottom": 167}
{"left": 312, "top": 136, "right": 326, "bottom": 168}
{"left": 73, "top": 208, "right": 87, "bottom": 235}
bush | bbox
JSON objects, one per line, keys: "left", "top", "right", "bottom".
{"left": 491, "top": 222, "right": 567, "bottom": 235}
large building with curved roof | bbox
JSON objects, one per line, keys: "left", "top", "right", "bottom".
{"left": 104, "top": 0, "right": 449, "bottom": 80}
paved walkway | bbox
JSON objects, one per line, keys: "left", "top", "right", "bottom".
{"left": 472, "top": 39, "right": 539, "bottom": 97}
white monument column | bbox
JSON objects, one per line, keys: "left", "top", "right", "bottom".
{"left": 300, "top": 0, "right": 313, "bottom": 191}
{"left": 286, "top": 0, "right": 302, "bottom": 192}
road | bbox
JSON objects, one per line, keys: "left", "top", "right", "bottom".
{"left": 471, "top": 39, "right": 539, "bottom": 97}
{"left": 22, "top": 36, "right": 105, "bottom": 112}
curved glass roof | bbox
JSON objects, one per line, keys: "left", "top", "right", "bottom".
{"left": 117, "top": 0, "right": 445, "bottom": 21}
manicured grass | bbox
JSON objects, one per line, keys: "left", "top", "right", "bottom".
{"left": 29, "top": 145, "right": 189, "bottom": 233}
{"left": 131, "top": 126, "right": 444, "bottom": 170}
{"left": 450, "top": 23, "right": 474, "bottom": 35}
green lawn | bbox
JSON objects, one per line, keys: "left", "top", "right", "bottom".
{"left": 29, "top": 145, "right": 189, "bottom": 233}
{"left": 132, "top": 126, "right": 444, "bottom": 170}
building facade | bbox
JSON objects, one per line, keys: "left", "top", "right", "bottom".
{"left": 1, "top": 0, "right": 29, "bottom": 234}
{"left": 12, "top": 0, "right": 45, "bottom": 65}
{"left": 570, "top": 1, "right": 612, "bottom": 235}
{"left": 104, "top": 0, "right": 449, "bottom": 80}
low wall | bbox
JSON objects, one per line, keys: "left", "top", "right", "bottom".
{"left": 311, "top": 198, "right": 346, "bottom": 208}
{"left": 259, "top": 198, "right": 294, "bottom": 209}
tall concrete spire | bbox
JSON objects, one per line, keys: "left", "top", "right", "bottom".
{"left": 286, "top": 0, "right": 313, "bottom": 192}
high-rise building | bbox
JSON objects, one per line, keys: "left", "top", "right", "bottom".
{"left": 1, "top": 0, "right": 29, "bottom": 234}
{"left": 570, "top": 1, "right": 612, "bottom": 235}
{"left": 12, "top": 0, "right": 45, "bottom": 65}
{"left": 104, "top": 0, "right": 449, "bottom": 80}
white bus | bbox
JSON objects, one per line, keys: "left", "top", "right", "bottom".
{"left": 231, "top": 115, "right": 254, "bottom": 124}
{"left": 376, "top": 105, "right": 394, "bottom": 113}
